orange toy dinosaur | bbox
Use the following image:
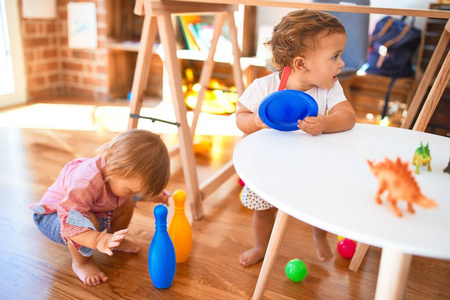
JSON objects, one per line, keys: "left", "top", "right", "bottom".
{"left": 367, "top": 157, "right": 438, "bottom": 217}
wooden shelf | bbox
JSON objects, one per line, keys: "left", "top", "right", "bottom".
{"left": 108, "top": 40, "right": 266, "bottom": 66}
{"left": 108, "top": 41, "right": 141, "bottom": 52}
{"left": 106, "top": 2, "right": 258, "bottom": 100}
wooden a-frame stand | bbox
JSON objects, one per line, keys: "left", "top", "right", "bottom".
{"left": 349, "top": 19, "right": 450, "bottom": 273}
{"left": 128, "top": 0, "right": 244, "bottom": 220}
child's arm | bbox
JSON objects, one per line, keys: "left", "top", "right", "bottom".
{"left": 71, "top": 229, "right": 128, "bottom": 256}
{"left": 236, "top": 103, "right": 269, "bottom": 134}
{"left": 298, "top": 101, "right": 356, "bottom": 135}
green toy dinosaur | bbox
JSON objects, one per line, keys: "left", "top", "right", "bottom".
{"left": 412, "top": 142, "right": 431, "bottom": 174}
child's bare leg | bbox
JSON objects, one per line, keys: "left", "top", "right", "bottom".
{"left": 68, "top": 241, "right": 108, "bottom": 285}
{"left": 67, "top": 212, "right": 108, "bottom": 285}
{"left": 312, "top": 226, "right": 333, "bottom": 262}
{"left": 240, "top": 207, "right": 277, "bottom": 267}
{"left": 110, "top": 197, "right": 140, "bottom": 253}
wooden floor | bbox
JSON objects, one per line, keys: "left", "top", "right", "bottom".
{"left": 1, "top": 99, "right": 449, "bottom": 300}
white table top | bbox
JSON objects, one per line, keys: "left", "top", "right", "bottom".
{"left": 233, "top": 123, "right": 450, "bottom": 260}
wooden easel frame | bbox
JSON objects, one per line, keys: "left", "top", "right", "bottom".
{"left": 349, "top": 19, "right": 450, "bottom": 273}
{"left": 128, "top": 0, "right": 244, "bottom": 220}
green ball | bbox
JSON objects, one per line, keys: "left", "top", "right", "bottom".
{"left": 285, "top": 259, "right": 308, "bottom": 282}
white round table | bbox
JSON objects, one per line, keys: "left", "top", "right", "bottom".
{"left": 233, "top": 123, "right": 450, "bottom": 300}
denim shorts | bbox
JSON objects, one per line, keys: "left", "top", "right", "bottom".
{"left": 33, "top": 213, "right": 65, "bottom": 245}
{"left": 33, "top": 212, "right": 110, "bottom": 245}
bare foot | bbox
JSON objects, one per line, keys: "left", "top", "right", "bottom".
{"left": 239, "top": 247, "right": 265, "bottom": 267}
{"left": 113, "top": 237, "right": 140, "bottom": 253}
{"left": 313, "top": 236, "right": 333, "bottom": 262}
{"left": 72, "top": 257, "right": 108, "bottom": 286}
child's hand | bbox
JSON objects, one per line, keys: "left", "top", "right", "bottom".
{"left": 298, "top": 114, "right": 327, "bottom": 136}
{"left": 97, "top": 229, "right": 128, "bottom": 256}
{"left": 149, "top": 190, "right": 171, "bottom": 206}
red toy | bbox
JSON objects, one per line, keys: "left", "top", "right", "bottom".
{"left": 337, "top": 238, "right": 356, "bottom": 259}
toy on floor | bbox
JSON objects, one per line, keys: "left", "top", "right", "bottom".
{"left": 337, "top": 235, "right": 355, "bottom": 242}
{"left": 444, "top": 157, "right": 450, "bottom": 174}
{"left": 238, "top": 178, "right": 245, "bottom": 200}
{"left": 193, "top": 140, "right": 212, "bottom": 155}
{"left": 367, "top": 157, "right": 438, "bottom": 217}
{"left": 168, "top": 190, "right": 192, "bottom": 263}
{"left": 285, "top": 259, "right": 308, "bottom": 282}
{"left": 337, "top": 238, "right": 356, "bottom": 259}
{"left": 284, "top": 258, "right": 308, "bottom": 282}
{"left": 148, "top": 204, "right": 176, "bottom": 289}
{"left": 412, "top": 142, "right": 432, "bottom": 174}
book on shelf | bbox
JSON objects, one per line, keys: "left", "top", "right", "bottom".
{"left": 178, "top": 15, "right": 232, "bottom": 54}
{"left": 193, "top": 22, "right": 213, "bottom": 50}
{"left": 188, "top": 23, "right": 209, "bottom": 51}
{"left": 193, "top": 22, "right": 232, "bottom": 54}
{"left": 178, "top": 15, "right": 201, "bottom": 50}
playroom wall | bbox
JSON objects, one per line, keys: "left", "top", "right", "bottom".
{"left": 18, "top": 0, "right": 109, "bottom": 102}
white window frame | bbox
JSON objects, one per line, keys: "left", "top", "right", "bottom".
{"left": 0, "top": 0, "right": 27, "bottom": 108}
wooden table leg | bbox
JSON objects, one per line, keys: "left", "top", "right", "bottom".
{"left": 227, "top": 10, "right": 244, "bottom": 95}
{"left": 128, "top": 15, "right": 158, "bottom": 129}
{"left": 190, "top": 12, "right": 226, "bottom": 135}
{"left": 157, "top": 13, "right": 203, "bottom": 220}
{"left": 252, "top": 210, "right": 291, "bottom": 300}
{"left": 375, "top": 248, "right": 412, "bottom": 300}
{"left": 190, "top": 10, "right": 244, "bottom": 134}
{"left": 349, "top": 242, "right": 370, "bottom": 272}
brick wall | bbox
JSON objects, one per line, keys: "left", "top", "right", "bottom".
{"left": 20, "top": 8, "right": 60, "bottom": 100}
{"left": 20, "top": 0, "right": 109, "bottom": 101}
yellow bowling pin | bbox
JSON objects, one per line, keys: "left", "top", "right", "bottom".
{"left": 168, "top": 190, "right": 192, "bottom": 263}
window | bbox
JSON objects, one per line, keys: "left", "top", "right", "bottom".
{"left": 0, "top": 0, "right": 14, "bottom": 96}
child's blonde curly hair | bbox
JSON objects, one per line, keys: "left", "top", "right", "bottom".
{"left": 98, "top": 129, "right": 170, "bottom": 197}
{"left": 265, "top": 9, "right": 346, "bottom": 73}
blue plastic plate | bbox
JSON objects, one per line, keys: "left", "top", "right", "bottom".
{"left": 258, "top": 90, "right": 318, "bottom": 131}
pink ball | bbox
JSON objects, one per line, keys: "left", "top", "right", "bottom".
{"left": 238, "top": 178, "right": 245, "bottom": 186}
{"left": 337, "top": 238, "right": 356, "bottom": 259}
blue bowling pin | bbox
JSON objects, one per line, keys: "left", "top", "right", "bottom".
{"left": 148, "top": 204, "right": 176, "bottom": 289}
